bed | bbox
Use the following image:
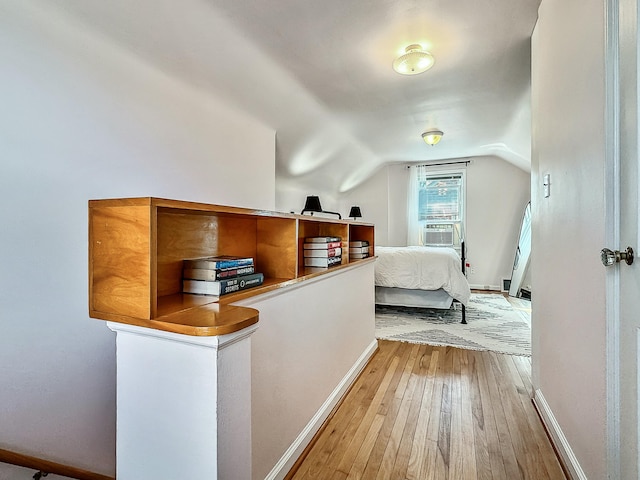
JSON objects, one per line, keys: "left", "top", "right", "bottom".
{"left": 374, "top": 243, "right": 471, "bottom": 323}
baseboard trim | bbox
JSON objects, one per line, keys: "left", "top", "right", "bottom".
{"left": 265, "top": 339, "right": 379, "bottom": 480}
{"left": 0, "top": 448, "right": 113, "bottom": 480}
{"left": 469, "top": 284, "right": 502, "bottom": 291}
{"left": 533, "top": 389, "right": 587, "bottom": 480}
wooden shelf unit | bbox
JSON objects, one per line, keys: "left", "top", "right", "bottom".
{"left": 89, "top": 197, "right": 375, "bottom": 335}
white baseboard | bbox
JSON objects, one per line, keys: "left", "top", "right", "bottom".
{"left": 533, "top": 389, "right": 587, "bottom": 480}
{"left": 264, "top": 339, "right": 379, "bottom": 480}
{"left": 469, "top": 284, "right": 502, "bottom": 291}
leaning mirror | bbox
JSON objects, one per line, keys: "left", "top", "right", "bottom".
{"left": 509, "top": 201, "right": 531, "bottom": 298}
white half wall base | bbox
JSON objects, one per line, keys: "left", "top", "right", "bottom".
{"left": 533, "top": 389, "right": 587, "bottom": 480}
{"left": 264, "top": 339, "right": 378, "bottom": 480}
{"left": 238, "top": 261, "right": 377, "bottom": 480}
{"left": 106, "top": 261, "right": 378, "bottom": 480}
{"left": 107, "top": 321, "right": 258, "bottom": 480}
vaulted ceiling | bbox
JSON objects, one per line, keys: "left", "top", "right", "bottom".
{"left": 51, "top": 0, "right": 540, "bottom": 194}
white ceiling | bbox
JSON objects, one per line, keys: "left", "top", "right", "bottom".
{"left": 49, "top": 0, "right": 540, "bottom": 193}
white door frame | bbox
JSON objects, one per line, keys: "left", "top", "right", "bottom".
{"left": 605, "top": 0, "right": 623, "bottom": 477}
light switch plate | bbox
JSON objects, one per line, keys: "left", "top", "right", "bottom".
{"left": 543, "top": 173, "right": 551, "bottom": 198}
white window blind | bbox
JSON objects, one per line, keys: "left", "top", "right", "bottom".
{"left": 408, "top": 166, "right": 465, "bottom": 248}
{"left": 419, "top": 175, "right": 463, "bottom": 223}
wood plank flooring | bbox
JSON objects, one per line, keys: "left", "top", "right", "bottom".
{"left": 289, "top": 340, "right": 565, "bottom": 480}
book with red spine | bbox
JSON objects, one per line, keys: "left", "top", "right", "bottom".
{"left": 303, "top": 241, "right": 342, "bottom": 250}
{"left": 303, "top": 247, "right": 342, "bottom": 258}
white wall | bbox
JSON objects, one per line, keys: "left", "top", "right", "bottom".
{"left": 276, "top": 163, "right": 393, "bottom": 246}
{"left": 466, "top": 156, "right": 531, "bottom": 289}
{"left": 237, "top": 263, "right": 376, "bottom": 480}
{"left": 531, "top": 0, "right": 607, "bottom": 477}
{"left": 349, "top": 157, "right": 529, "bottom": 289}
{"left": 0, "top": 2, "right": 275, "bottom": 475}
{"left": 337, "top": 166, "right": 390, "bottom": 246}
{"left": 387, "top": 164, "right": 410, "bottom": 247}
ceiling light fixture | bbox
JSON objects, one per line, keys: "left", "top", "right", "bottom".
{"left": 422, "top": 129, "right": 444, "bottom": 146}
{"left": 392, "top": 44, "right": 435, "bottom": 75}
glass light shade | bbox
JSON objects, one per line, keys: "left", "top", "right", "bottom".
{"left": 393, "top": 44, "right": 435, "bottom": 75}
{"left": 422, "top": 130, "right": 443, "bottom": 146}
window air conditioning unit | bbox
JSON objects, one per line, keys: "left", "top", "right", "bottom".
{"left": 424, "top": 224, "right": 454, "bottom": 246}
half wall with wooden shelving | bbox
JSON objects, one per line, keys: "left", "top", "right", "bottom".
{"left": 89, "top": 197, "right": 375, "bottom": 335}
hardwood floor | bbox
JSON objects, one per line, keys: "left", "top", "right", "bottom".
{"left": 506, "top": 296, "right": 532, "bottom": 326}
{"left": 289, "top": 339, "right": 565, "bottom": 480}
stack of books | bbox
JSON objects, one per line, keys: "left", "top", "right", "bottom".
{"left": 303, "top": 236, "right": 342, "bottom": 268}
{"left": 349, "top": 240, "right": 370, "bottom": 259}
{"left": 182, "top": 255, "right": 264, "bottom": 297}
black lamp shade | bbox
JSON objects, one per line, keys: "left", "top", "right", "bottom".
{"left": 302, "top": 195, "right": 323, "bottom": 213}
{"left": 349, "top": 206, "right": 362, "bottom": 219}
{"left": 300, "top": 195, "right": 342, "bottom": 219}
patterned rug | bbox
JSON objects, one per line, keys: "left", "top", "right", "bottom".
{"left": 375, "top": 293, "right": 531, "bottom": 356}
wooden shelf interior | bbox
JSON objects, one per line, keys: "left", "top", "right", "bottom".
{"left": 298, "top": 219, "right": 349, "bottom": 274}
{"left": 156, "top": 209, "right": 298, "bottom": 316}
{"left": 348, "top": 224, "right": 375, "bottom": 258}
{"left": 156, "top": 210, "right": 297, "bottom": 291}
{"left": 155, "top": 275, "right": 291, "bottom": 317}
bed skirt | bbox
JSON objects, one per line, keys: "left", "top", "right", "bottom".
{"left": 374, "top": 286, "right": 454, "bottom": 309}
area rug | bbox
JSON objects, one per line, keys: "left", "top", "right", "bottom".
{"left": 375, "top": 293, "right": 531, "bottom": 356}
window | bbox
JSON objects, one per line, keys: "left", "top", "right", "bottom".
{"left": 407, "top": 166, "right": 465, "bottom": 249}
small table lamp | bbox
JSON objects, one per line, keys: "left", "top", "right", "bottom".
{"left": 301, "top": 195, "right": 322, "bottom": 215}
{"left": 301, "top": 196, "right": 342, "bottom": 219}
{"left": 349, "top": 206, "right": 362, "bottom": 220}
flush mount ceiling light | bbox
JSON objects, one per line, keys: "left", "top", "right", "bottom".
{"left": 422, "top": 129, "right": 444, "bottom": 146}
{"left": 392, "top": 44, "right": 435, "bottom": 75}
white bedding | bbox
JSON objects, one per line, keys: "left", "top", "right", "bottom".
{"left": 374, "top": 246, "right": 471, "bottom": 306}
